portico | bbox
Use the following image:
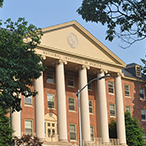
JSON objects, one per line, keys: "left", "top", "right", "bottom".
{"left": 11, "top": 21, "right": 127, "bottom": 146}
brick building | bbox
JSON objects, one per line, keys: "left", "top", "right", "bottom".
{"left": 11, "top": 21, "right": 146, "bottom": 146}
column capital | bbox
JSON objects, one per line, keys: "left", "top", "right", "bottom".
{"left": 51, "top": 59, "right": 67, "bottom": 66}
{"left": 116, "top": 72, "right": 124, "bottom": 77}
{"left": 81, "top": 64, "right": 90, "bottom": 70}
{"left": 42, "top": 55, "right": 46, "bottom": 60}
{"left": 97, "top": 68, "right": 108, "bottom": 74}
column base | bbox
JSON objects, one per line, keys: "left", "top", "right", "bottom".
{"left": 102, "top": 142, "right": 110, "bottom": 145}
{"left": 83, "top": 141, "right": 92, "bottom": 146}
{"left": 59, "top": 139, "right": 69, "bottom": 142}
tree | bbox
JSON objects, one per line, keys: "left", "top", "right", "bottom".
{"left": 109, "top": 119, "right": 117, "bottom": 139}
{"left": 0, "top": 17, "right": 44, "bottom": 112}
{"left": 109, "top": 112, "right": 145, "bottom": 146}
{"left": 0, "top": 0, "right": 3, "bottom": 7}
{"left": 77, "top": 0, "right": 146, "bottom": 48}
{"left": 0, "top": 107, "right": 13, "bottom": 146}
{"left": 13, "top": 134, "right": 43, "bottom": 146}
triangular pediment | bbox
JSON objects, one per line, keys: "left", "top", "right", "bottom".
{"left": 39, "top": 21, "right": 126, "bottom": 69}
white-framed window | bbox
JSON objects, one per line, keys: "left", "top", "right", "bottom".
{"left": 69, "top": 124, "right": 76, "bottom": 140}
{"left": 25, "top": 120, "right": 33, "bottom": 135}
{"left": 88, "top": 77, "right": 92, "bottom": 90}
{"left": 47, "top": 69, "right": 54, "bottom": 83}
{"left": 67, "top": 75, "right": 74, "bottom": 87}
{"left": 68, "top": 97, "right": 75, "bottom": 111}
{"left": 47, "top": 94, "right": 55, "bottom": 108}
{"left": 110, "top": 103, "right": 116, "bottom": 117}
{"left": 90, "top": 126, "right": 94, "bottom": 141}
{"left": 126, "top": 106, "right": 131, "bottom": 115}
{"left": 89, "top": 100, "right": 93, "bottom": 113}
{"left": 125, "top": 85, "right": 130, "bottom": 97}
{"left": 24, "top": 91, "right": 32, "bottom": 105}
{"left": 140, "top": 88, "right": 145, "bottom": 100}
{"left": 141, "top": 109, "right": 146, "bottom": 121}
{"left": 108, "top": 81, "right": 114, "bottom": 94}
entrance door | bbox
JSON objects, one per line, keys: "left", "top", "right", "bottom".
{"left": 45, "top": 113, "right": 58, "bottom": 142}
{"left": 46, "top": 121, "right": 58, "bottom": 141}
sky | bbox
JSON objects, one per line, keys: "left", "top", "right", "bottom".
{"left": 0, "top": 0, "right": 146, "bottom": 66}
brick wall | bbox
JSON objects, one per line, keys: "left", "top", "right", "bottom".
{"left": 20, "top": 67, "right": 146, "bottom": 143}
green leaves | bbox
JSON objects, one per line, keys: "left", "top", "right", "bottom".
{"left": 77, "top": 0, "right": 146, "bottom": 47}
{"left": 109, "top": 112, "right": 145, "bottom": 146}
{"left": 0, "top": 18, "right": 45, "bottom": 112}
{"left": 0, "top": 107, "right": 13, "bottom": 146}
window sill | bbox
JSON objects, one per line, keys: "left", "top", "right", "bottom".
{"left": 142, "top": 120, "right": 146, "bottom": 122}
{"left": 109, "top": 93, "right": 115, "bottom": 95}
{"left": 69, "top": 110, "right": 76, "bottom": 113}
{"left": 47, "top": 82, "right": 55, "bottom": 84}
{"left": 110, "top": 116, "right": 116, "bottom": 118}
{"left": 70, "top": 139, "right": 77, "bottom": 142}
{"left": 67, "top": 85, "right": 75, "bottom": 88}
{"left": 48, "top": 108, "right": 56, "bottom": 110}
{"left": 89, "top": 113, "right": 94, "bottom": 115}
{"left": 24, "top": 104, "right": 33, "bottom": 107}
{"left": 125, "top": 96, "right": 131, "bottom": 98}
{"left": 140, "top": 98, "right": 146, "bottom": 101}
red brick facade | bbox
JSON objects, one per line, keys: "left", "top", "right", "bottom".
{"left": 19, "top": 66, "right": 146, "bottom": 143}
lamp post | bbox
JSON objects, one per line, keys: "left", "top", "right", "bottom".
{"left": 76, "top": 74, "right": 110, "bottom": 146}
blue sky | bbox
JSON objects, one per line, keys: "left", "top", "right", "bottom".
{"left": 0, "top": 0, "right": 145, "bottom": 65}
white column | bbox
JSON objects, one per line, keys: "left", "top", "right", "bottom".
{"left": 11, "top": 110, "right": 21, "bottom": 138}
{"left": 97, "top": 71, "right": 109, "bottom": 144}
{"left": 56, "top": 61, "right": 68, "bottom": 142}
{"left": 34, "top": 72, "right": 45, "bottom": 140}
{"left": 115, "top": 74, "right": 126, "bottom": 145}
{"left": 79, "top": 67, "right": 90, "bottom": 143}
{"left": 95, "top": 82, "right": 101, "bottom": 137}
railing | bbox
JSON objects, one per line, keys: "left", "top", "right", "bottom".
{"left": 82, "top": 138, "right": 120, "bottom": 146}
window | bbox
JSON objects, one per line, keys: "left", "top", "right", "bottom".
{"left": 69, "top": 124, "right": 76, "bottom": 140}
{"left": 125, "top": 85, "right": 130, "bottom": 97}
{"left": 88, "top": 77, "right": 92, "bottom": 90}
{"left": 126, "top": 106, "right": 131, "bottom": 115}
{"left": 141, "top": 109, "right": 146, "bottom": 121}
{"left": 140, "top": 88, "right": 145, "bottom": 100}
{"left": 110, "top": 104, "right": 116, "bottom": 117}
{"left": 47, "top": 69, "right": 54, "bottom": 83}
{"left": 68, "top": 97, "right": 75, "bottom": 111}
{"left": 136, "top": 65, "right": 141, "bottom": 77}
{"left": 90, "top": 126, "right": 94, "bottom": 141}
{"left": 89, "top": 100, "right": 93, "bottom": 113}
{"left": 108, "top": 81, "right": 114, "bottom": 94}
{"left": 25, "top": 120, "right": 32, "bottom": 135}
{"left": 47, "top": 94, "right": 55, "bottom": 108}
{"left": 24, "top": 91, "right": 32, "bottom": 105}
{"left": 67, "top": 75, "right": 74, "bottom": 87}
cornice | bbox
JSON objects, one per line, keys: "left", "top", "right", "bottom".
{"left": 37, "top": 44, "right": 125, "bottom": 69}
{"left": 122, "top": 76, "right": 146, "bottom": 83}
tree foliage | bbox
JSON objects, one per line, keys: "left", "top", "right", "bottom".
{"left": 13, "top": 134, "right": 43, "bottom": 146}
{"left": 109, "top": 119, "right": 117, "bottom": 139}
{"left": 125, "top": 112, "right": 145, "bottom": 146}
{"left": 109, "top": 112, "right": 145, "bottom": 146}
{"left": 77, "top": 0, "right": 146, "bottom": 48}
{"left": 0, "top": 0, "right": 4, "bottom": 7}
{"left": 0, "top": 107, "right": 13, "bottom": 146}
{"left": 0, "top": 18, "right": 44, "bottom": 112}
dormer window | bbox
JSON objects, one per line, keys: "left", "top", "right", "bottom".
{"left": 136, "top": 65, "right": 141, "bottom": 77}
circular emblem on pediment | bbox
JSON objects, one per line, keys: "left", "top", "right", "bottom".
{"left": 67, "top": 33, "right": 78, "bottom": 48}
